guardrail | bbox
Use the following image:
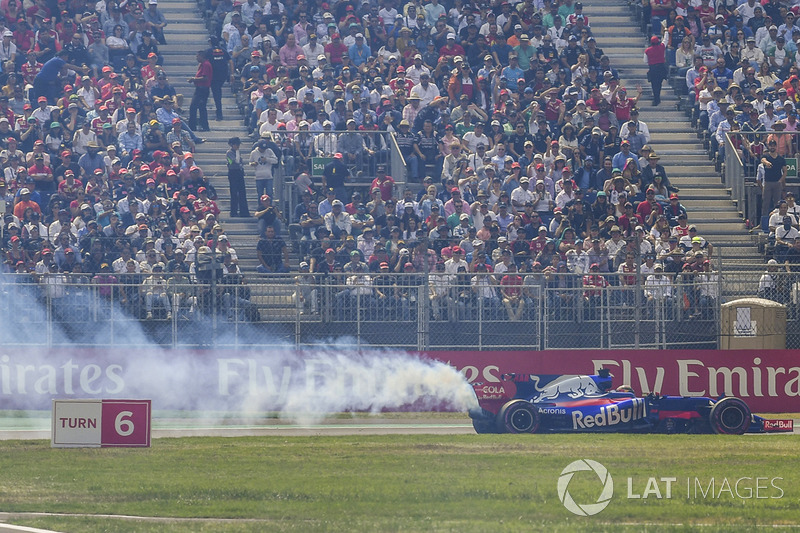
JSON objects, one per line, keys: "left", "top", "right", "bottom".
{"left": 1, "top": 266, "right": 796, "bottom": 350}
{"left": 278, "top": 129, "right": 406, "bottom": 223}
{"left": 724, "top": 131, "right": 800, "bottom": 224}
{"left": 271, "top": 129, "right": 397, "bottom": 183}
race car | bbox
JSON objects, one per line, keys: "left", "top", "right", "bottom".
{"left": 468, "top": 369, "right": 794, "bottom": 435}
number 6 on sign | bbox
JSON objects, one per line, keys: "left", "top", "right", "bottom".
{"left": 115, "top": 411, "right": 135, "bottom": 437}
{"left": 101, "top": 401, "right": 151, "bottom": 447}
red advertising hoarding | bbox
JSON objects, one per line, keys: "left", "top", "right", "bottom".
{"left": 427, "top": 350, "right": 800, "bottom": 413}
{"left": 4, "top": 349, "right": 799, "bottom": 413}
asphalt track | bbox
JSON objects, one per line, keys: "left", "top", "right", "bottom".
{"left": 1, "top": 415, "right": 797, "bottom": 440}
{"left": 0, "top": 415, "right": 477, "bottom": 440}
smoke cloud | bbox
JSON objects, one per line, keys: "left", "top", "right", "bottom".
{"left": 274, "top": 349, "right": 479, "bottom": 425}
{"left": 0, "top": 278, "right": 478, "bottom": 422}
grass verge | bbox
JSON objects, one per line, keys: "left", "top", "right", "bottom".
{"left": 1, "top": 434, "right": 798, "bottom": 532}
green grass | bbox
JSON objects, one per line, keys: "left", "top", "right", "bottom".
{"left": 1, "top": 435, "right": 799, "bottom": 532}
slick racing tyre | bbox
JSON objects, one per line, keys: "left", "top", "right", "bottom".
{"left": 497, "top": 400, "right": 541, "bottom": 434}
{"left": 709, "top": 397, "right": 751, "bottom": 435}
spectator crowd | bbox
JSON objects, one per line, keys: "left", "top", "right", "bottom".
{"left": 233, "top": 0, "right": 723, "bottom": 319}
{"left": 0, "top": 0, "right": 261, "bottom": 320}
{"left": 0, "top": 0, "right": 733, "bottom": 322}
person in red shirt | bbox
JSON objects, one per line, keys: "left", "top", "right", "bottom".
{"left": 324, "top": 34, "right": 347, "bottom": 68}
{"left": 389, "top": 66, "right": 410, "bottom": 92}
{"left": 439, "top": 33, "right": 465, "bottom": 60}
{"left": 26, "top": 0, "right": 52, "bottom": 20}
{"left": 20, "top": 49, "right": 42, "bottom": 86}
{"left": 28, "top": 153, "right": 54, "bottom": 198}
{"left": 618, "top": 201, "right": 644, "bottom": 236}
{"left": 369, "top": 164, "right": 394, "bottom": 202}
{"left": 585, "top": 87, "right": 604, "bottom": 111}
{"left": 99, "top": 74, "right": 124, "bottom": 101}
{"left": 644, "top": 35, "right": 667, "bottom": 106}
{"left": 611, "top": 85, "right": 642, "bottom": 122}
{"left": 636, "top": 186, "right": 663, "bottom": 227}
{"left": 583, "top": 262, "right": 609, "bottom": 316}
{"left": 500, "top": 262, "right": 524, "bottom": 320}
{"left": 188, "top": 49, "right": 212, "bottom": 132}
{"left": 530, "top": 225, "right": 549, "bottom": 255}
{"left": 193, "top": 186, "right": 220, "bottom": 217}
{"left": 616, "top": 250, "right": 639, "bottom": 305}
{"left": 57, "top": 169, "right": 83, "bottom": 202}
{"left": 141, "top": 52, "right": 160, "bottom": 86}
{"left": 91, "top": 105, "right": 112, "bottom": 135}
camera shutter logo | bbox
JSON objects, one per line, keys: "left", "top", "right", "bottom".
{"left": 557, "top": 459, "right": 614, "bottom": 516}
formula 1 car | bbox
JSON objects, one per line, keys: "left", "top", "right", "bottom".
{"left": 468, "top": 370, "right": 794, "bottom": 435}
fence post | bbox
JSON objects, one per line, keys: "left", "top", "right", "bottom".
{"left": 46, "top": 290, "right": 53, "bottom": 348}
{"left": 295, "top": 278, "right": 301, "bottom": 349}
{"left": 388, "top": 132, "right": 407, "bottom": 187}
{"left": 356, "top": 290, "right": 362, "bottom": 350}
{"left": 477, "top": 295, "right": 483, "bottom": 351}
{"left": 417, "top": 283, "right": 427, "bottom": 351}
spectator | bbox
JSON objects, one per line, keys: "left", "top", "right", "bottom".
{"left": 256, "top": 225, "right": 289, "bottom": 273}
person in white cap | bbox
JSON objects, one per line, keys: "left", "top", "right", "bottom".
{"left": 511, "top": 176, "right": 535, "bottom": 209}
{"left": 294, "top": 261, "right": 318, "bottom": 315}
{"left": 758, "top": 259, "right": 782, "bottom": 302}
{"left": 348, "top": 33, "right": 371, "bottom": 67}
{"left": 644, "top": 263, "right": 674, "bottom": 317}
{"left": 406, "top": 53, "right": 431, "bottom": 85}
{"left": 440, "top": 32, "right": 465, "bottom": 59}
{"left": 0, "top": 30, "right": 16, "bottom": 72}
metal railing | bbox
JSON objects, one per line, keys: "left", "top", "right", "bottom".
{"left": 1, "top": 267, "right": 796, "bottom": 350}
{"left": 724, "top": 131, "right": 800, "bottom": 224}
{"left": 270, "top": 129, "right": 396, "bottom": 182}
{"left": 724, "top": 131, "right": 746, "bottom": 219}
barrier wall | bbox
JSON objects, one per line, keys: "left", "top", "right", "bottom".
{"left": 433, "top": 350, "right": 800, "bottom": 413}
{"left": 1, "top": 349, "right": 798, "bottom": 412}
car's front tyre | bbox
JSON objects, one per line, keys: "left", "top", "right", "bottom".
{"left": 709, "top": 397, "right": 751, "bottom": 435}
{"left": 497, "top": 400, "right": 541, "bottom": 434}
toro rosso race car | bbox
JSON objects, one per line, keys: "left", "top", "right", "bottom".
{"left": 469, "top": 370, "right": 794, "bottom": 435}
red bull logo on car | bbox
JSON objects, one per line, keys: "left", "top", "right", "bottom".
{"left": 572, "top": 398, "right": 646, "bottom": 430}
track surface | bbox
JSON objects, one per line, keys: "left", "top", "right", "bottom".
{"left": 0, "top": 414, "right": 476, "bottom": 440}
{"left": 0, "top": 414, "right": 796, "bottom": 439}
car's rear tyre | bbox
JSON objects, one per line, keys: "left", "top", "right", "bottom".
{"left": 709, "top": 397, "right": 751, "bottom": 435}
{"left": 497, "top": 400, "right": 541, "bottom": 434}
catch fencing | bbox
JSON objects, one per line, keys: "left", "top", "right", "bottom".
{"left": 1, "top": 266, "right": 797, "bottom": 350}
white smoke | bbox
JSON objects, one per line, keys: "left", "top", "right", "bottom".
{"left": 272, "top": 349, "right": 479, "bottom": 425}
{"left": 0, "top": 278, "right": 478, "bottom": 423}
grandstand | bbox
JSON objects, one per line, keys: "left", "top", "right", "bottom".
{"left": 2, "top": 0, "right": 799, "bottom": 350}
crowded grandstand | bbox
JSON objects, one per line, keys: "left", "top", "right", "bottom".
{"left": 1, "top": 0, "right": 797, "bottom": 332}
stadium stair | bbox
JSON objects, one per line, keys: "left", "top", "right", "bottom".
{"left": 588, "top": 0, "right": 764, "bottom": 267}
{"left": 157, "top": 3, "right": 296, "bottom": 317}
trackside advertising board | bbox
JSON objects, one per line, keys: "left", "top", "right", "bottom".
{"left": 6, "top": 349, "right": 800, "bottom": 412}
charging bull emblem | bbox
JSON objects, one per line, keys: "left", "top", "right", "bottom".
{"left": 534, "top": 375, "right": 602, "bottom": 402}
